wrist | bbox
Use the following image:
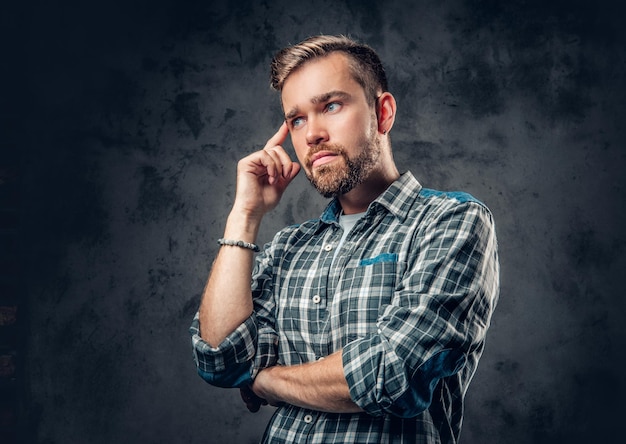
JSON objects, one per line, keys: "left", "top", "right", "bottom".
{"left": 253, "top": 367, "right": 282, "bottom": 405}
{"left": 217, "top": 238, "right": 260, "bottom": 252}
{"left": 223, "top": 209, "right": 262, "bottom": 243}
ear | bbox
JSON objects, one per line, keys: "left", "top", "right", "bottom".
{"left": 376, "top": 92, "right": 397, "bottom": 135}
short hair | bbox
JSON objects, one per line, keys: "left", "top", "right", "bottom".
{"left": 270, "top": 35, "right": 388, "bottom": 106}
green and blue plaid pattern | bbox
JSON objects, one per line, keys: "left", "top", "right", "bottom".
{"left": 191, "top": 172, "right": 499, "bottom": 443}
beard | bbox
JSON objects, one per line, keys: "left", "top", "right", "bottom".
{"left": 304, "top": 127, "right": 381, "bottom": 198}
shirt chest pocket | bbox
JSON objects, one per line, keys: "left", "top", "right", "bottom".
{"left": 331, "top": 259, "right": 398, "bottom": 340}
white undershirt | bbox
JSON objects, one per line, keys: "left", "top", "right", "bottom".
{"left": 333, "top": 211, "right": 366, "bottom": 263}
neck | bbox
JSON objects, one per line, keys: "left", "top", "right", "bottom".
{"left": 338, "top": 164, "right": 400, "bottom": 214}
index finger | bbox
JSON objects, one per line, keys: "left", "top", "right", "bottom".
{"left": 263, "top": 122, "right": 289, "bottom": 150}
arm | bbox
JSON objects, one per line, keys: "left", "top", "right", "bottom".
{"left": 190, "top": 123, "right": 300, "bottom": 388}
{"left": 199, "top": 123, "right": 300, "bottom": 346}
{"left": 342, "top": 201, "right": 500, "bottom": 417}
{"left": 251, "top": 350, "right": 363, "bottom": 413}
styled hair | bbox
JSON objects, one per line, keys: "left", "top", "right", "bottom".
{"left": 270, "top": 35, "right": 388, "bottom": 105}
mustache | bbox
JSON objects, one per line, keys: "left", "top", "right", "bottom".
{"left": 305, "top": 143, "right": 347, "bottom": 166}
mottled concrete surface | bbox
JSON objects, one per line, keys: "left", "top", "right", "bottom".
{"left": 6, "top": 0, "right": 626, "bottom": 442}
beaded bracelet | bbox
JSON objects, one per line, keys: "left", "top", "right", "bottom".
{"left": 217, "top": 238, "right": 260, "bottom": 252}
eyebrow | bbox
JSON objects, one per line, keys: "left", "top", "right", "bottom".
{"left": 284, "top": 90, "right": 352, "bottom": 121}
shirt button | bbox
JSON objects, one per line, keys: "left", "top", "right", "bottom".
{"left": 312, "top": 295, "right": 321, "bottom": 304}
{"left": 323, "top": 244, "right": 333, "bottom": 252}
{"left": 304, "top": 414, "right": 313, "bottom": 423}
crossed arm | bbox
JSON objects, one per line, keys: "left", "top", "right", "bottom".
{"left": 247, "top": 350, "right": 362, "bottom": 413}
{"left": 194, "top": 202, "right": 498, "bottom": 417}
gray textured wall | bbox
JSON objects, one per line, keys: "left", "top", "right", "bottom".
{"left": 9, "top": 0, "right": 625, "bottom": 442}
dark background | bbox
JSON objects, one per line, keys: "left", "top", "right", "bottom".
{"left": 3, "top": 0, "right": 625, "bottom": 442}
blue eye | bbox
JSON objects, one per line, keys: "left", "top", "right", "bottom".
{"left": 327, "top": 102, "right": 341, "bottom": 112}
{"left": 291, "top": 117, "right": 304, "bottom": 128}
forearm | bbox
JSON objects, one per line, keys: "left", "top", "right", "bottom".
{"left": 199, "top": 210, "right": 262, "bottom": 347}
{"left": 252, "top": 350, "right": 362, "bottom": 413}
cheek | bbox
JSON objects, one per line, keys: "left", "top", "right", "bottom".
{"left": 342, "top": 107, "right": 374, "bottom": 130}
{"left": 336, "top": 114, "right": 373, "bottom": 145}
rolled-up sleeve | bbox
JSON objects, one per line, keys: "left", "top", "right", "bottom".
{"left": 190, "top": 313, "right": 258, "bottom": 388}
{"left": 342, "top": 201, "right": 499, "bottom": 417}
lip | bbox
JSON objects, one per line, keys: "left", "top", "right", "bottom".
{"left": 310, "top": 151, "right": 338, "bottom": 168}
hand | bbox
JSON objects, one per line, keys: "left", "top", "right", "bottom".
{"left": 240, "top": 385, "right": 268, "bottom": 413}
{"left": 250, "top": 366, "right": 284, "bottom": 407}
{"left": 233, "top": 123, "right": 301, "bottom": 219}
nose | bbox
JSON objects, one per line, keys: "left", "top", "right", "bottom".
{"left": 305, "top": 116, "right": 329, "bottom": 146}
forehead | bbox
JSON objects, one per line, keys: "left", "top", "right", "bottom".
{"left": 280, "top": 52, "right": 364, "bottom": 110}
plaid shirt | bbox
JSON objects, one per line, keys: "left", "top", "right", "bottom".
{"left": 191, "top": 172, "right": 499, "bottom": 443}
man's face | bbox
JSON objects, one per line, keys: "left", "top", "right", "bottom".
{"left": 281, "top": 53, "right": 381, "bottom": 198}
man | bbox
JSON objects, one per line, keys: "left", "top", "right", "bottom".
{"left": 190, "top": 35, "right": 499, "bottom": 443}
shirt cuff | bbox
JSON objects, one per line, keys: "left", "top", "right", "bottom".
{"left": 342, "top": 334, "right": 466, "bottom": 418}
{"left": 190, "top": 312, "right": 257, "bottom": 388}
{"left": 342, "top": 334, "right": 400, "bottom": 417}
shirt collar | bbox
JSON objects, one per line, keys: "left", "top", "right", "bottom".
{"left": 318, "top": 172, "right": 422, "bottom": 225}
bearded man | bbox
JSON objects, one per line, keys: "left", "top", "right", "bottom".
{"left": 190, "top": 35, "right": 500, "bottom": 444}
